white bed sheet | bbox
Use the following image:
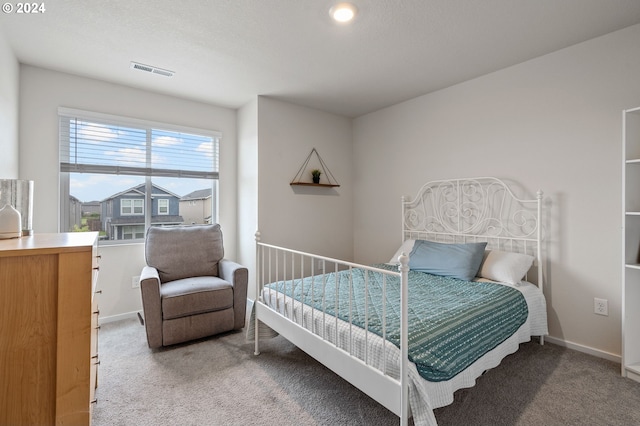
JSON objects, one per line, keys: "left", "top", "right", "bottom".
{"left": 258, "top": 278, "right": 547, "bottom": 426}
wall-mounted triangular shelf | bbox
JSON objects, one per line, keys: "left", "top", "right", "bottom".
{"left": 290, "top": 148, "right": 340, "bottom": 187}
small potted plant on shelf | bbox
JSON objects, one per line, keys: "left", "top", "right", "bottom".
{"left": 311, "top": 169, "right": 322, "bottom": 184}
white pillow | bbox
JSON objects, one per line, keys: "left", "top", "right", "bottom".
{"left": 388, "top": 239, "right": 416, "bottom": 264}
{"left": 478, "top": 250, "right": 535, "bottom": 285}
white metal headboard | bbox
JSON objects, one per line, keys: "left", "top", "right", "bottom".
{"left": 402, "top": 177, "right": 543, "bottom": 288}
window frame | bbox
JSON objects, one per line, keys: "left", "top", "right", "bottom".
{"left": 157, "top": 199, "right": 169, "bottom": 215}
{"left": 121, "top": 199, "right": 145, "bottom": 216}
{"left": 122, "top": 224, "right": 146, "bottom": 240}
{"left": 58, "top": 107, "right": 221, "bottom": 244}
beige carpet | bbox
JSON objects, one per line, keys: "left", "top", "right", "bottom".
{"left": 93, "top": 318, "right": 640, "bottom": 425}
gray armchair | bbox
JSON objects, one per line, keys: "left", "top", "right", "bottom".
{"left": 139, "top": 224, "right": 248, "bottom": 348}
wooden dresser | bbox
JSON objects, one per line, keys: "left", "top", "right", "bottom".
{"left": 0, "top": 232, "right": 100, "bottom": 425}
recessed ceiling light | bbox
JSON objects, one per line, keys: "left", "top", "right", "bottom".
{"left": 329, "top": 2, "right": 357, "bottom": 23}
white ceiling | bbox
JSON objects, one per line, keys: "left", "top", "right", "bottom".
{"left": 2, "top": 0, "right": 640, "bottom": 118}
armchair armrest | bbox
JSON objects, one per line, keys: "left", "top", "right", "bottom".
{"left": 140, "top": 265, "right": 163, "bottom": 348}
{"left": 141, "top": 264, "right": 159, "bottom": 280}
{"left": 219, "top": 259, "right": 249, "bottom": 330}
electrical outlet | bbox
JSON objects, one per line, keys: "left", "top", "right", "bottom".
{"left": 132, "top": 275, "right": 140, "bottom": 289}
{"left": 594, "top": 298, "right": 608, "bottom": 316}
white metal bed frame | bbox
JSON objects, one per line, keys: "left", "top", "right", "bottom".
{"left": 402, "top": 177, "right": 544, "bottom": 309}
{"left": 253, "top": 177, "right": 544, "bottom": 426}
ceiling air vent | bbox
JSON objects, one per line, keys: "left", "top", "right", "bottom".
{"left": 130, "top": 61, "right": 174, "bottom": 77}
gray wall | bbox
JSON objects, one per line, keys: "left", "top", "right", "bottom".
{"left": 256, "top": 97, "right": 353, "bottom": 259}
{"left": 237, "top": 98, "right": 259, "bottom": 298}
{"left": 0, "top": 31, "right": 19, "bottom": 178}
{"left": 10, "top": 22, "right": 640, "bottom": 359}
{"left": 352, "top": 23, "right": 640, "bottom": 359}
{"left": 18, "top": 65, "right": 238, "bottom": 321}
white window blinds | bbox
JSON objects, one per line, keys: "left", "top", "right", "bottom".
{"left": 59, "top": 108, "right": 220, "bottom": 179}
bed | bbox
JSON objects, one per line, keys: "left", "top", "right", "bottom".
{"left": 251, "top": 177, "right": 547, "bottom": 426}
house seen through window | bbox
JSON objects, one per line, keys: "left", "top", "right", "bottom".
{"left": 59, "top": 108, "right": 220, "bottom": 242}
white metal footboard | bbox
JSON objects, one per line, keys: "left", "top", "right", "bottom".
{"left": 254, "top": 232, "right": 410, "bottom": 426}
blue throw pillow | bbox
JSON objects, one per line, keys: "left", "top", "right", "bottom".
{"left": 408, "top": 240, "right": 488, "bottom": 281}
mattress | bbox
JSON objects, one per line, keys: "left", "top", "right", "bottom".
{"left": 259, "top": 271, "right": 547, "bottom": 426}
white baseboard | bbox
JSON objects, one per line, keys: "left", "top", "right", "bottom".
{"left": 99, "top": 311, "right": 140, "bottom": 324}
{"left": 545, "top": 335, "right": 621, "bottom": 364}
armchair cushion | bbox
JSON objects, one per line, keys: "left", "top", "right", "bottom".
{"left": 161, "top": 276, "right": 233, "bottom": 320}
{"left": 145, "top": 224, "right": 224, "bottom": 283}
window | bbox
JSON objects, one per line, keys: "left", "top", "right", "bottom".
{"left": 59, "top": 108, "right": 220, "bottom": 243}
{"left": 158, "top": 199, "right": 168, "bottom": 215}
{"left": 122, "top": 199, "right": 144, "bottom": 215}
{"left": 122, "top": 225, "right": 145, "bottom": 240}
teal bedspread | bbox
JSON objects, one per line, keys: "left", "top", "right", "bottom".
{"left": 266, "top": 264, "right": 528, "bottom": 382}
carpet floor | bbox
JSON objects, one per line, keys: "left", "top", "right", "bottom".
{"left": 92, "top": 318, "right": 640, "bottom": 425}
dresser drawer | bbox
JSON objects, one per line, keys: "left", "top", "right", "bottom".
{"left": 90, "top": 298, "right": 99, "bottom": 408}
